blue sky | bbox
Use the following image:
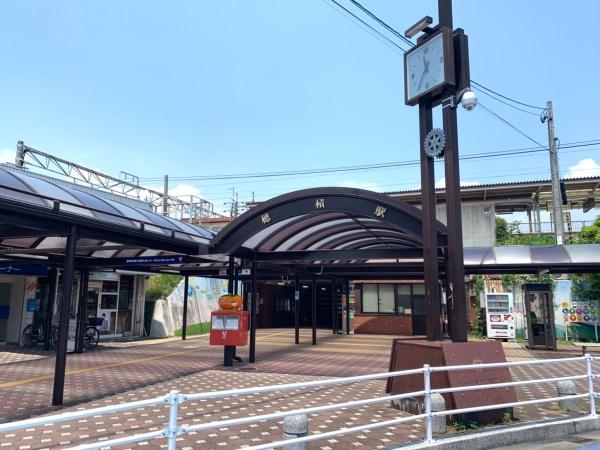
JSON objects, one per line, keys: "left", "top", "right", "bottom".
{"left": 0, "top": 1, "right": 599, "bottom": 218}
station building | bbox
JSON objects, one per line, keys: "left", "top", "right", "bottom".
{"left": 0, "top": 164, "right": 182, "bottom": 345}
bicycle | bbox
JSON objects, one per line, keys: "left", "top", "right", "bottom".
{"left": 83, "top": 325, "right": 99, "bottom": 350}
{"left": 22, "top": 323, "right": 58, "bottom": 349}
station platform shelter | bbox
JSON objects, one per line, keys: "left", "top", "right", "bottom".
{"left": 1, "top": 168, "right": 600, "bottom": 408}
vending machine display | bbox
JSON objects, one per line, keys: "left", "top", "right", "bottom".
{"left": 485, "top": 293, "right": 515, "bottom": 339}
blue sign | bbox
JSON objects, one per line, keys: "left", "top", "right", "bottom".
{"left": 123, "top": 256, "right": 185, "bottom": 266}
{"left": 26, "top": 298, "right": 39, "bottom": 312}
{"left": 0, "top": 306, "right": 8, "bottom": 319}
{"left": 0, "top": 263, "right": 47, "bottom": 276}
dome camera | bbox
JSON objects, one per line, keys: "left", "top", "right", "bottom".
{"left": 460, "top": 89, "right": 478, "bottom": 111}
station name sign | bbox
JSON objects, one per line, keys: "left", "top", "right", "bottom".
{"left": 124, "top": 256, "right": 184, "bottom": 266}
{"left": 0, "top": 263, "right": 47, "bottom": 276}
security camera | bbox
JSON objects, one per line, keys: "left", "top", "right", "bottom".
{"left": 460, "top": 89, "right": 478, "bottom": 111}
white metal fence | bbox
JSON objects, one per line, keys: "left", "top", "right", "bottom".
{"left": 0, "top": 355, "right": 597, "bottom": 449}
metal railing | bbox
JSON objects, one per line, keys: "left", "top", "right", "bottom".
{"left": 0, "top": 355, "right": 597, "bottom": 449}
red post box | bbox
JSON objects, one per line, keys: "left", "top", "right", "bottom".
{"left": 209, "top": 310, "right": 249, "bottom": 346}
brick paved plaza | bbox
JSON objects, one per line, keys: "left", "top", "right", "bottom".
{"left": 0, "top": 330, "right": 597, "bottom": 449}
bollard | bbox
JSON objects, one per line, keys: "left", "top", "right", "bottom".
{"left": 431, "top": 393, "right": 447, "bottom": 434}
{"left": 282, "top": 413, "right": 309, "bottom": 450}
{"left": 557, "top": 380, "right": 580, "bottom": 412}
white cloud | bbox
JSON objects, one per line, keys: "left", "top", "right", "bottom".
{"left": 144, "top": 183, "right": 206, "bottom": 200}
{"left": 0, "top": 148, "right": 15, "bottom": 164}
{"left": 435, "top": 177, "right": 481, "bottom": 188}
{"left": 565, "top": 159, "right": 600, "bottom": 179}
{"left": 339, "top": 180, "right": 383, "bottom": 192}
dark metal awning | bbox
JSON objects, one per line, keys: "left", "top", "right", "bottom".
{"left": 211, "top": 187, "right": 447, "bottom": 258}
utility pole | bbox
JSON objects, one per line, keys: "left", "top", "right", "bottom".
{"left": 545, "top": 100, "right": 565, "bottom": 245}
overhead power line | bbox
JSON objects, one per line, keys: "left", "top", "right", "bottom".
{"left": 321, "top": 0, "right": 408, "bottom": 54}
{"left": 477, "top": 101, "right": 545, "bottom": 147}
{"left": 323, "top": 0, "right": 546, "bottom": 116}
{"left": 140, "top": 140, "right": 600, "bottom": 183}
{"left": 470, "top": 81, "right": 546, "bottom": 111}
{"left": 347, "top": 0, "right": 415, "bottom": 48}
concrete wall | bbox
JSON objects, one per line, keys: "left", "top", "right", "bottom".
{"left": 3, "top": 277, "right": 25, "bottom": 344}
{"left": 149, "top": 276, "right": 227, "bottom": 338}
{"left": 436, "top": 202, "right": 496, "bottom": 247}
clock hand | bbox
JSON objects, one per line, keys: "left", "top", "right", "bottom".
{"left": 417, "top": 56, "right": 429, "bottom": 90}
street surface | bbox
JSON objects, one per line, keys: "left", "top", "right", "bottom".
{"left": 0, "top": 330, "right": 598, "bottom": 449}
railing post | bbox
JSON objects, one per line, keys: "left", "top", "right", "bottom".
{"left": 423, "top": 364, "right": 433, "bottom": 443}
{"left": 585, "top": 354, "right": 597, "bottom": 417}
{"left": 166, "top": 390, "right": 182, "bottom": 450}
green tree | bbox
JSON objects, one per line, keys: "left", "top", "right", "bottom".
{"left": 495, "top": 217, "right": 555, "bottom": 289}
{"left": 495, "top": 217, "right": 555, "bottom": 246}
{"left": 145, "top": 274, "right": 182, "bottom": 301}
{"left": 571, "top": 216, "right": 600, "bottom": 300}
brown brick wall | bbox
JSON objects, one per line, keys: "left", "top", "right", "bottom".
{"left": 353, "top": 314, "right": 412, "bottom": 335}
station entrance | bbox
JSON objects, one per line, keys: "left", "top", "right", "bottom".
{"left": 254, "top": 280, "right": 341, "bottom": 331}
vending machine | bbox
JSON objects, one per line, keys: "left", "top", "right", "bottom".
{"left": 485, "top": 292, "right": 515, "bottom": 339}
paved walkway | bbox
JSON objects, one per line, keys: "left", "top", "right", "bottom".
{"left": 0, "top": 330, "right": 597, "bottom": 449}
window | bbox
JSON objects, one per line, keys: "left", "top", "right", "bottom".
{"left": 396, "top": 285, "right": 412, "bottom": 314}
{"left": 362, "top": 284, "right": 379, "bottom": 313}
{"left": 360, "top": 283, "right": 427, "bottom": 315}
{"left": 378, "top": 285, "right": 395, "bottom": 313}
{"left": 412, "top": 285, "right": 425, "bottom": 315}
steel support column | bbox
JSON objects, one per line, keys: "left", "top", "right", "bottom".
{"left": 249, "top": 260, "right": 257, "bottom": 363}
{"left": 75, "top": 269, "right": 89, "bottom": 353}
{"left": 52, "top": 224, "right": 77, "bottom": 406}
{"left": 312, "top": 276, "right": 317, "bottom": 345}
{"left": 224, "top": 256, "right": 235, "bottom": 366}
{"left": 43, "top": 267, "right": 58, "bottom": 351}
{"left": 440, "top": 0, "right": 467, "bottom": 342}
{"left": 182, "top": 275, "right": 189, "bottom": 340}
{"left": 345, "top": 281, "right": 350, "bottom": 335}
{"left": 294, "top": 275, "right": 300, "bottom": 344}
{"left": 331, "top": 280, "right": 336, "bottom": 334}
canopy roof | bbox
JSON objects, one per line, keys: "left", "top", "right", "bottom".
{"left": 0, "top": 166, "right": 212, "bottom": 262}
{"left": 212, "top": 187, "right": 447, "bottom": 257}
{"left": 0, "top": 173, "right": 598, "bottom": 279}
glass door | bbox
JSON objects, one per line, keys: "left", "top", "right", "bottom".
{"left": 86, "top": 282, "right": 101, "bottom": 325}
{"left": 98, "top": 280, "right": 119, "bottom": 335}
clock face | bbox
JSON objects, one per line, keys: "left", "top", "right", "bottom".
{"left": 405, "top": 31, "right": 447, "bottom": 104}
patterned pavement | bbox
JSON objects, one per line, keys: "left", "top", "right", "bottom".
{"left": 0, "top": 330, "right": 597, "bottom": 449}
